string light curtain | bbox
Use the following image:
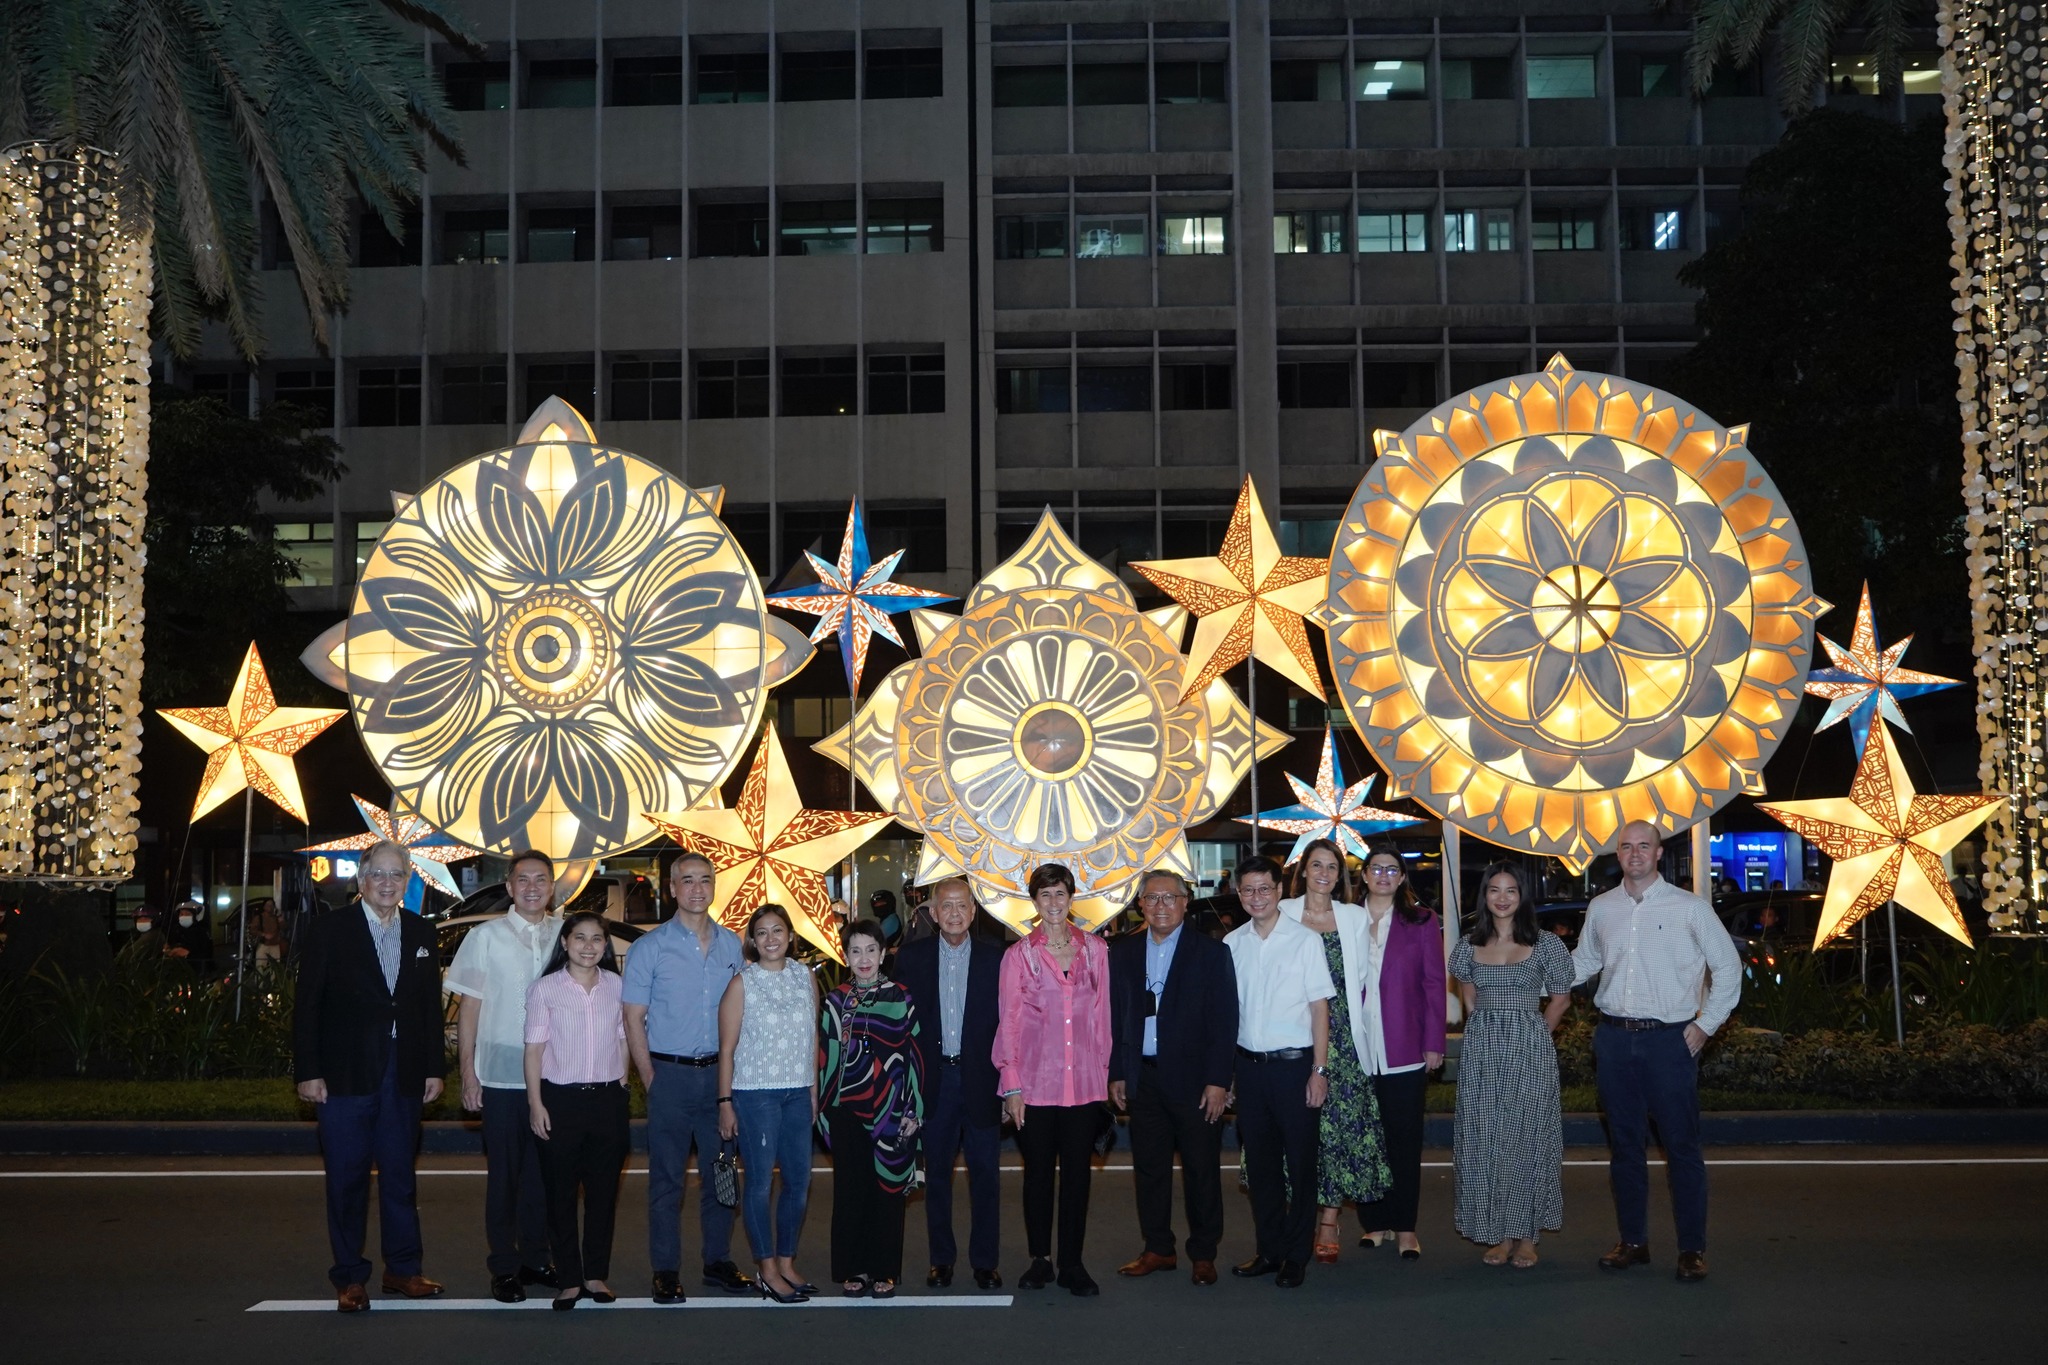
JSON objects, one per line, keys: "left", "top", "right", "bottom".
{"left": 0, "top": 145, "right": 151, "bottom": 882}
{"left": 1948, "top": 4, "right": 2047, "bottom": 931}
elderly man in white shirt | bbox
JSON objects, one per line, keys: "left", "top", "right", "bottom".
{"left": 446, "top": 849, "right": 564, "bottom": 1302}
{"left": 1572, "top": 820, "right": 1740, "bottom": 1284}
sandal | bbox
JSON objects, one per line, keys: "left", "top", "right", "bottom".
{"left": 842, "top": 1277, "right": 871, "bottom": 1298}
{"left": 1482, "top": 1243, "right": 1511, "bottom": 1267}
{"left": 1510, "top": 1244, "right": 1540, "bottom": 1270}
{"left": 1314, "top": 1212, "right": 1342, "bottom": 1264}
{"left": 871, "top": 1278, "right": 897, "bottom": 1299}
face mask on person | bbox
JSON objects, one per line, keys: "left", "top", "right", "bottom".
{"left": 135, "top": 920, "right": 153, "bottom": 934}
{"left": 178, "top": 914, "right": 195, "bottom": 928}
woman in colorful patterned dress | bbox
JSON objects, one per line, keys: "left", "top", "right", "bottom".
{"left": 818, "top": 917, "right": 925, "bottom": 1298}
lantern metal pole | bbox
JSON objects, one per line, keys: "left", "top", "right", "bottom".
{"left": 1246, "top": 658, "right": 1259, "bottom": 855}
{"left": 1885, "top": 899, "right": 1905, "bottom": 1046}
{"left": 234, "top": 787, "right": 253, "bottom": 1020}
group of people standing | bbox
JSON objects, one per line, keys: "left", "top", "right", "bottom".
{"left": 290, "top": 817, "right": 1739, "bottom": 1311}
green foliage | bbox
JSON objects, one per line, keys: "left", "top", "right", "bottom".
{"left": 30, "top": 962, "right": 108, "bottom": 1076}
{"left": 1734, "top": 949, "right": 1891, "bottom": 1036}
{"left": 1687, "top": 0, "right": 1917, "bottom": 114}
{"left": 1699, "top": 1021, "right": 2048, "bottom": 1106}
{"left": 1903, "top": 939, "right": 2048, "bottom": 1032}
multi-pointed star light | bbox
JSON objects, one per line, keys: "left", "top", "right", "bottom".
{"left": 1132, "top": 475, "right": 1329, "bottom": 699}
{"left": 768, "top": 499, "right": 956, "bottom": 694}
{"left": 158, "top": 644, "right": 345, "bottom": 823}
{"left": 1757, "top": 722, "right": 2001, "bottom": 949}
{"left": 1242, "top": 726, "right": 1419, "bottom": 866}
{"left": 645, "top": 727, "right": 892, "bottom": 961}
{"left": 1804, "top": 582, "right": 1962, "bottom": 755}
{"left": 304, "top": 796, "right": 485, "bottom": 906}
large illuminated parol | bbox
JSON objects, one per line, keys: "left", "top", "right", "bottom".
{"left": 0, "top": 145, "right": 151, "bottom": 882}
{"left": 306, "top": 400, "right": 810, "bottom": 864}
{"left": 1326, "top": 356, "right": 1826, "bottom": 867}
{"left": 821, "top": 511, "right": 1285, "bottom": 932}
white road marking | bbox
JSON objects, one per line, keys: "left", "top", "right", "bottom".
{"left": 247, "top": 1295, "right": 1014, "bottom": 1312}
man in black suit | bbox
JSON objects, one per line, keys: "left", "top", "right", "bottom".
{"left": 1109, "top": 869, "right": 1239, "bottom": 1287}
{"left": 892, "top": 877, "right": 1004, "bottom": 1290}
{"left": 294, "top": 840, "right": 448, "bottom": 1312}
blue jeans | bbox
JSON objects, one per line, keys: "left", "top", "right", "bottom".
{"left": 1595, "top": 1022, "right": 1708, "bottom": 1251}
{"left": 646, "top": 1060, "right": 739, "bottom": 1271}
{"left": 732, "top": 1087, "right": 814, "bottom": 1259}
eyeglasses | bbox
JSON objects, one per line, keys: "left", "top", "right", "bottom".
{"left": 362, "top": 868, "right": 409, "bottom": 882}
{"left": 1139, "top": 893, "right": 1186, "bottom": 905}
{"left": 1366, "top": 865, "right": 1403, "bottom": 877}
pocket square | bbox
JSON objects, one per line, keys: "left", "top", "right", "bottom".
{"left": 415, "top": 945, "right": 431, "bottom": 957}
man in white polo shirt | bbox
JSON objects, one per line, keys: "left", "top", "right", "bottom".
{"left": 446, "top": 849, "right": 562, "bottom": 1302}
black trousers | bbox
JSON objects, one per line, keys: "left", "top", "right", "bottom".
{"left": 921, "top": 1061, "right": 1003, "bottom": 1272}
{"left": 480, "top": 1086, "right": 551, "bottom": 1277}
{"left": 535, "top": 1081, "right": 629, "bottom": 1285}
{"left": 827, "top": 1106, "right": 906, "bottom": 1282}
{"left": 1130, "top": 1064, "right": 1225, "bottom": 1261}
{"left": 1016, "top": 1103, "right": 1099, "bottom": 1269}
{"left": 1235, "top": 1054, "right": 1319, "bottom": 1265}
{"left": 1357, "top": 1068, "right": 1428, "bottom": 1234}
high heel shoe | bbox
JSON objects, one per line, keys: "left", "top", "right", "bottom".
{"left": 757, "top": 1276, "right": 809, "bottom": 1305}
{"left": 1398, "top": 1238, "right": 1422, "bottom": 1262}
{"left": 552, "top": 1289, "right": 583, "bottom": 1311}
{"left": 586, "top": 1285, "right": 616, "bottom": 1304}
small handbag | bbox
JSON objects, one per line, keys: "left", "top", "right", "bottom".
{"left": 712, "top": 1138, "right": 741, "bottom": 1208}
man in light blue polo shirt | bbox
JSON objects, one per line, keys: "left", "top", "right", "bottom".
{"left": 623, "top": 850, "right": 750, "bottom": 1303}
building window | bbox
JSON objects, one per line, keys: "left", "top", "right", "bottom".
{"left": 868, "top": 505, "right": 947, "bottom": 573}
{"left": 1619, "top": 207, "right": 1686, "bottom": 252}
{"left": 992, "top": 65, "right": 1066, "bottom": 107}
{"left": 867, "top": 354, "right": 944, "bottom": 415}
{"left": 438, "top": 363, "right": 507, "bottom": 425}
{"left": 273, "top": 368, "right": 335, "bottom": 422}
{"left": 353, "top": 520, "right": 389, "bottom": 580}
{"left": 189, "top": 371, "right": 251, "bottom": 412}
{"left": 695, "top": 52, "right": 769, "bottom": 104}
{"left": 783, "top": 696, "right": 854, "bottom": 739}
{"left": 1360, "top": 361, "right": 1438, "bottom": 407}
{"left": 612, "top": 55, "right": 683, "bottom": 106}
{"left": 695, "top": 357, "right": 769, "bottom": 419}
{"left": 866, "top": 47, "right": 941, "bottom": 99}
{"left": 1617, "top": 53, "right": 1685, "bottom": 98}
{"left": 1357, "top": 59, "right": 1428, "bottom": 101}
{"left": 442, "top": 60, "right": 510, "bottom": 111}
{"left": 1077, "top": 214, "right": 1148, "bottom": 257}
{"left": 1359, "top": 211, "right": 1428, "bottom": 253}
{"left": 357, "top": 367, "right": 421, "bottom": 426}
{"left": 781, "top": 50, "right": 855, "bottom": 102}
{"left": 1162, "top": 362, "right": 1232, "bottom": 410}
{"left": 1271, "top": 59, "right": 1342, "bottom": 102}
{"left": 524, "top": 206, "right": 595, "bottom": 263}
{"left": 1073, "top": 62, "right": 1149, "bottom": 105}
{"left": 779, "top": 200, "right": 858, "bottom": 256}
{"left": 610, "top": 358, "right": 684, "bottom": 421}
{"left": 1280, "top": 519, "right": 1339, "bottom": 557}
{"left": 1444, "top": 208, "right": 1515, "bottom": 253}
{"left": 1530, "top": 209, "right": 1598, "bottom": 251}
{"left": 866, "top": 198, "right": 943, "bottom": 253}
{"left": 1077, "top": 365, "right": 1151, "bottom": 412}
{"left": 781, "top": 356, "right": 858, "bottom": 416}
{"left": 695, "top": 201, "right": 769, "bottom": 258}
{"left": 1160, "top": 214, "right": 1227, "bottom": 256}
{"left": 356, "top": 206, "right": 421, "bottom": 267}
{"left": 525, "top": 58, "right": 596, "bottom": 108}
{"left": 441, "top": 208, "right": 508, "bottom": 264}
{"left": 1442, "top": 57, "right": 1514, "bottom": 100}
{"left": 609, "top": 204, "right": 683, "bottom": 260}
{"left": 1274, "top": 210, "right": 1345, "bottom": 254}
{"left": 1156, "top": 60, "right": 1227, "bottom": 104}
{"left": 996, "top": 366, "right": 1071, "bottom": 414}
{"left": 996, "top": 214, "right": 1067, "bottom": 259}
{"left": 275, "top": 522, "right": 334, "bottom": 587}
{"left": 525, "top": 362, "right": 595, "bottom": 417}
{"left": 1527, "top": 55, "right": 1597, "bottom": 99}
{"left": 1277, "top": 361, "right": 1351, "bottom": 409}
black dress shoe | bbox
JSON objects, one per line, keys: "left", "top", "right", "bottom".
{"left": 519, "top": 1264, "right": 560, "bottom": 1290}
{"left": 1056, "top": 1265, "right": 1100, "bottom": 1297}
{"left": 1232, "top": 1255, "right": 1280, "bottom": 1278}
{"left": 927, "top": 1264, "right": 954, "bottom": 1288}
{"left": 490, "top": 1275, "right": 525, "bottom": 1304}
{"left": 1274, "top": 1261, "right": 1306, "bottom": 1288}
{"left": 587, "top": 1286, "right": 616, "bottom": 1304}
{"left": 973, "top": 1268, "right": 1003, "bottom": 1290}
{"left": 651, "top": 1271, "right": 686, "bottom": 1304}
{"left": 551, "top": 1289, "right": 582, "bottom": 1312}
{"left": 702, "top": 1260, "right": 754, "bottom": 1293}
{"left": 1018, "top": 1257, "right": 1056, "bottom": 1290}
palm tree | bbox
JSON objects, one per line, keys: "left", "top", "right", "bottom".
{"left": 0, "top": 0, "right": 474, "bottom": 359}
{"left": 1686, "top": 0, "right": 1921, "bottom": 111}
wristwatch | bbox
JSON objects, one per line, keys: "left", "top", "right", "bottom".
{"left": 1312, "top": 1065, "right": 1328, "bottom": 1077}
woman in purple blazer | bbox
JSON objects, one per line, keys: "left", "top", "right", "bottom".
{"left": 1352, "top": 839, "right": 1447, "bottom": 1259}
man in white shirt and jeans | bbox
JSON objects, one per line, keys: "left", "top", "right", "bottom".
{"left": 1572, "top": 821, "right": 1740, "bottom": 1283}
{"left": 446, "top": 849, "right": 563, "bottom": 1302}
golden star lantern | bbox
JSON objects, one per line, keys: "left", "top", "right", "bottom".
{"left": 645, "top": 727, "right": 892, "bottom": 962}
{"left": 819, "top": 511, "right": 1287, "bottom": 934}
{"left": 159, "top": 644, "right": 345, "bottom": 823}
{"left": 1758, "top": 722, "right": 2001, "bottom": 948}
{"left": 1132, "top": 474, "right": 1329, "bottom": 700}
{"left": 1325, "top": 356, "right": 1827, "bottom": 868}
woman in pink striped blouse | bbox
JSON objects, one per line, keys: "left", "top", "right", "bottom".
{"left": 993, "top": 863, "right": 1111, "bottom": 1297}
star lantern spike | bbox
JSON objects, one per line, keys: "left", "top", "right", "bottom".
{"left": 304, "top": 796, "right": 486, "bottom": 905}
{"left": 1756, "top": 721, "right": 2001, "bottom": 950}
{"left": 1803, "top": 582, "right": 1962, "bottom": 756}
{"left": 645, "top": 728, "right": 893, "bottom": 962}
{"left": 767, "top": 498, "right": 957, "bottom": 695}
{"left": 1131, "top": 475, "right": 1329, "bottom": 700}
{"left": 1239, "top": 726, "right": 1419, "bottom": 866}
{"left": 158, "top": 643, "right": 345, "bottom": 823}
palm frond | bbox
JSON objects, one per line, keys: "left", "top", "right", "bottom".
{"left": 1774, "top": 0, "right": 1855, "bottom": 114}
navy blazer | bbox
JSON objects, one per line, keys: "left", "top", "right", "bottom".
{"left": 293, "top": 905, "right": 445, "bottom": 1097}
{"left": 892, "top": 932, "right": 1004, "bottom": 1128}
{"left": 1109, "top": 923, "right": 1239, "bottom": 1107}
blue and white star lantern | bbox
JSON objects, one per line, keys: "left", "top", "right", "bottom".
{"left": 1803, "top": 582, "right": 1963, "bottom": 757}
{"left": 1241, "top": 726, "right": 1419, "bottom": 866}
{"left": 768, "top": 499, "right": 956, "bottom": 693}
{"left": 302, "top": 796, "right": 484, "bottom": 910}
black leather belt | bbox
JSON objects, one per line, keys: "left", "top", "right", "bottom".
{"left": 940, "top": 1054, "right": 961, "bottom": 1065}
{"left": 649, "top": 1051, "right": 718, "bottom": 1066}
{"left": 1236, "top": 1046, "right": 1309, "bottom": 1062}
{"left": 1141, "top": 1056, "right": 1159, "bottom": 1068}
{"left": 543, "top": 1079, "right": 623, "bottom": 1091}
{"left": 1600, "top": 1014, "right": 1683, "bottom": 1032}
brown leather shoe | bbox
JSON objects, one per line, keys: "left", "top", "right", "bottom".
{"left": 1190, "top": 1259, "right": 1217, "bottom": 1286}
{"left": 1599, "top": 1242, "right": 1651, "bottom": 1271}
{"left": 336, "top": 1283, "right": 369, "bottom": 1313}
{"left": 380, "top": 1273, "right": 445, "bottom": 1299}
{"left": 1117, "top": 1250, "right": 1178, "bottom": 1277}
{"left": 1676, "top": 1250, "right": 1709, "bottom": 1282}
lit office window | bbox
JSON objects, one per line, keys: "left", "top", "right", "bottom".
{"left": 866, "top": 198, "right": 943, "bottom": 253}
{"left": 1356, "top": 59, "right": 1428, "bottom": 101}
{"left": 354, "top": 521, "right": 389, "bottom": 578}
{"left": 1527, "top": 55, "right": 1597, "bottom": 99}
{"left": 1077, "top": 214, "right": 1149, "bottom": 257}
{"left": 275, "top": 522, "right": 334, "bottom": 587}
{"left": 1617, "top": 53, "right": 1685, "bottom": 97}
{"left": 1444, "top": 208, "right": 1516, "bottom": 253}
{"left": 1160, "top": 214, "right": 1227, "bottom": 255}
{"left": 1620, "top": 207, "right": 1687, "bottom": 252}
{"left": 1530, "top": 209, "right": 1598, "bottom": 251}
{"left": 1274, "top": 210, "right": 1346, "bottom": 254}
{"left": 996, "top": 214, "right": 1067, "bottom": 259}
{"left": 1358, "top": 212, "right": 1428, "bottom": 253}
{"left": 778, "top": 200, "right": 858, "bottom": 256}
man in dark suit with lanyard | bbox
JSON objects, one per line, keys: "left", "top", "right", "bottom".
{"left": 294, "top": 839, "right": 447, "bottom": 1311}
{"left": 893, "top": 876, "right": 1005, "bottom": 1290}
{"left": 1108, "top": 868, "right": 1239, "bottom": 1287}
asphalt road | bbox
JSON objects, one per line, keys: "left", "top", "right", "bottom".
{"left": 2, "top": 1146, "right": 2042, "bottom": 1364}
